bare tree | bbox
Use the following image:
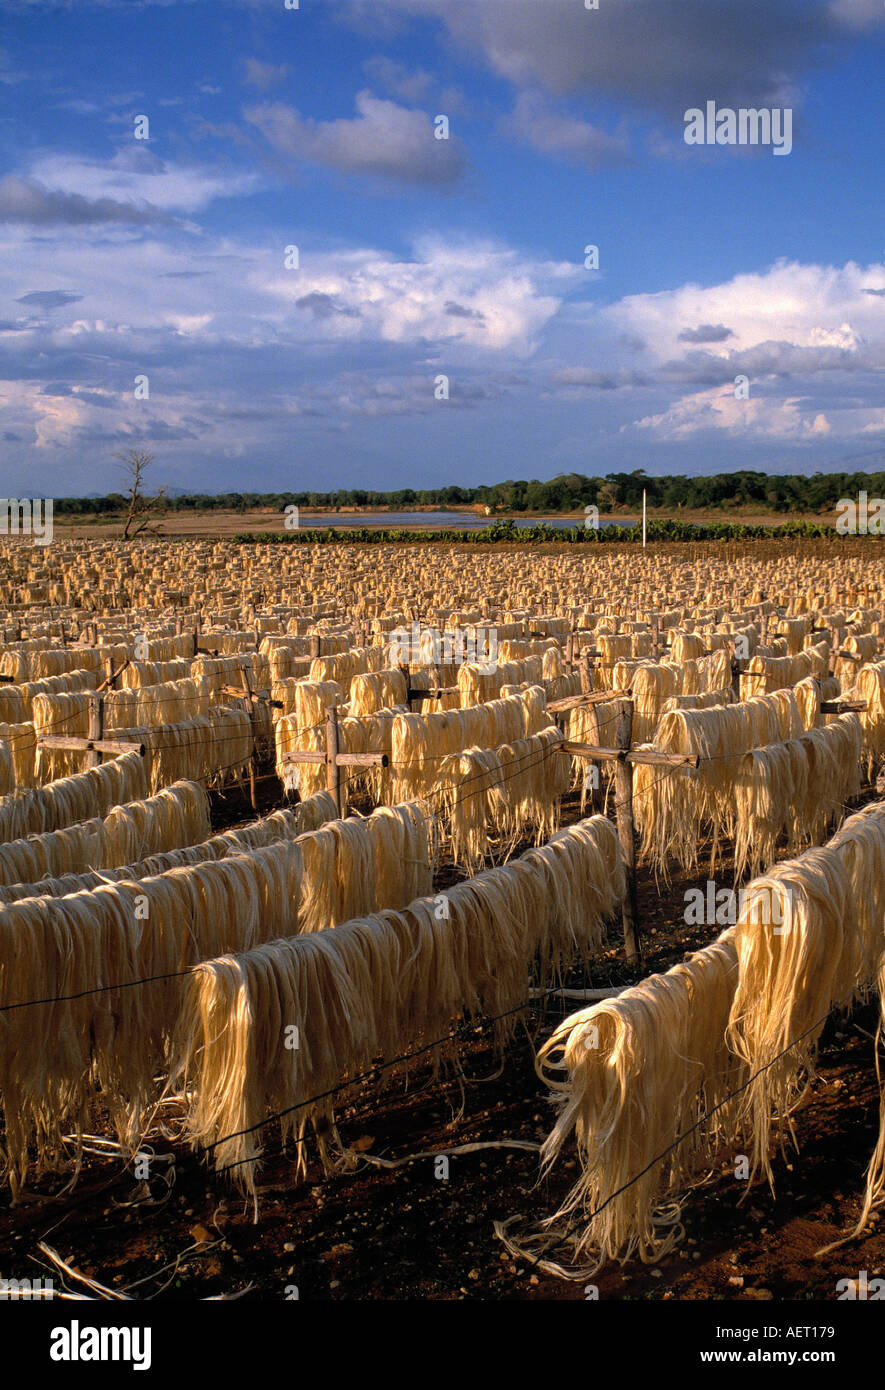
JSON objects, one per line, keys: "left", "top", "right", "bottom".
{"left": 113, "top": 448, "right": 168, "bottom": 540}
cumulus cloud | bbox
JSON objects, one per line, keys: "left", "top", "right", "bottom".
{"left": 0, "top": 174, "right": 168, "bottom": 225}
{"left": 370, "top": 0, "right": 862, "bottom": 114}
{"left": 605, "top": 260, "right": 885, "bottom": 365}
{"left": 632, "top": 385, "right": 842, "bottom": 440}
{"left": 262, "top": 239, "right": 577, "bottom": 353}
{"left": 28, "top": 148, "right": 260, "bottom": 214}
{"left": 244, "top": 91, "right": 468, "bottom": 186}
{"left": 362, "top": 56, "right": 435, "bottom": 104}
{"left": 508, "top": 91, "right": 630, "bottom": 171}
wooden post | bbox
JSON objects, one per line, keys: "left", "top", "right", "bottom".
{"left": 310, "top": 634, "right": 321, "bottom": 661}
{"left": 731, "top": 657, "right": 741, "bottom": 701}
{"left": 398, "top": 661, "right": 413, "bottom": 710}
{"left": 579, "top": 652, "right": 593, "bottom": 695}
{"left": 565, "top": 631, "right": 575, "bottom": 671}
{"left": 582, "top": 699, "right": 604, "bottom": 815}
{"left": 86, "top": 692, "right": 103, "bottom": 770}
{"left": 613, "top": 700, "right": 640, "bottom": 964}
{"left": 239, "top": 665, "right": 258, "bottom": 811}
{"left": 326, "top": 704, "right": 342, "bottom": 816}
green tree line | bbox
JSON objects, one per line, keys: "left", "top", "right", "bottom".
{"left": 50, "top": 469, "right": 885, "bottom": 517}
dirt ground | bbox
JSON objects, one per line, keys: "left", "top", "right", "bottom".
{"left": 2, "top": 778, "right": 883, "bottom": 1302}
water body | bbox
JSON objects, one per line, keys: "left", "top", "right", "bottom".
{"left": 299, "top": 511, "right": 626, "bottom": 530}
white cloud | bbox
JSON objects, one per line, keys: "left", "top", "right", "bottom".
{"left": 29, "top": 147, "right": 260, "bottom": 213}
{"left": 605, "top": 259, "right": 885, "bottom": 364}
{"left": 261, "top": 239, "right": 577, "bottom": 354}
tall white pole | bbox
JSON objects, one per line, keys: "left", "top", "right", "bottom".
{"left": 642, "top": 489, "right": 647, "bottom": 549}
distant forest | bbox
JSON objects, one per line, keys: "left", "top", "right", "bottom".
{"left": 52, "top": 469, "right": 885, "bottom": 516}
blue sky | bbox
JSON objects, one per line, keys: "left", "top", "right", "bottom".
{"left": 1, "top": 0, "right": 884, "bottom": 496}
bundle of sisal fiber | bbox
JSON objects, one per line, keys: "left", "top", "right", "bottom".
{"left": 173, "top": 814, "right": 624, "bottom": 1198}
{"left": 0, "top": 751, "right": 148, "bottom": 842}
{"left": 0, "top": 780, "right": 210, "bottom": 886}
{"left": 0, "top": 790, "right": 339, "bottom": 903}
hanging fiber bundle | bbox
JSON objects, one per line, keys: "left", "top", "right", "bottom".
{"left": 0, "top": 789, "right": 340, "bottom": 904}
{"left": 0, "top": 751, "right": 148, "bottom": 842}
{"left": 174, "top": 814, "right": 624, "bottom": 1196}
{"left": 349, "top": 668, "right": 408, "bottom": 716}
{"left": 532, "top": 929, "right": 741, "bottom": 1273}
{"left": 457, "top": 657, "right": 543, "bottom": 707}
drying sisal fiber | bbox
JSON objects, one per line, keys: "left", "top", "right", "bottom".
{"left": 173, "top": 814, "right": 624, "bottom": 1197}
{"left": 434, "top": 727, "right": 570, "bottom": 869}
{"left": 109, "top": 707, "right": 253, "bottom": 793}
{"left": 0, "top": 790, "right": 340, "bottom": 903}
{"left": 0, "top": 751, "right": 148, "bottom": 842}
{"left": 527, "top": 805, "right": 885, "bottom": 1275}
{"left": 271, "top": 678, "right": 345, "bottom": 725}
{"left": 122, "top": 658, "right": 191, "bottom": 689}
{"left": 390, "top": 687, "right": 548, "bottom": 804}
{"left": 349, "top": 667, "right": 408, "bottom": 717}
{"left": 725, "top": 852, "right": 859, "bottom": 1187}
{"left": 633, "top": 689, "right": 804, "bottom": 874}
{"left": 661, "top": 687, "right": 733, "bottom": 715}
{"left": 0, "top": 780, "right": 210, "bottom": 886}
{"left": 732, "top": 714, "right": 862, "bottom": 880}
{"left": 0, "top": 670, "right": 98, "bottom": 726}
{"left": 670, "top": 631, "right": 707, "bottom": 663}
{"left": 829, "top": 951, "right": 885, "bottom": 1249}
{"left": 531, "top": 929, "right": 741, "bottom": 1274}
{"left": 629, "top": 663, "right": 680, "bottom": 742}
{"left": 0, "top": 721, "right": 39, "bottom": 789}
{"left": 457, "top": 657, "right": 543, "bottom": 707}
{"left": 0, "top": 840, "right": 303, "bottom": 1196}
{"left": 276, "top": 706, "right": 400, "bottom": 802}
{"left": 741, "top": 644, "right": 829, "bottom": 699}
{"left": 296, "top": 799, "right": 433, "bottom": 932}
{"left": 854, "top": 660, "right": 885, "bottom": 769}
{"left": 310, "top": 646, "right": 385, "bottom": 687}
{"left": 0, "top": 796, "right": 431, "bottom": 1195}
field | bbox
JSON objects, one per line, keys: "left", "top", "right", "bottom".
{"left": 50, "top": 505, "right": 840, "bottom": 540}
{"left": 1, "top": 535, "right": 885, "bottom": 1304}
